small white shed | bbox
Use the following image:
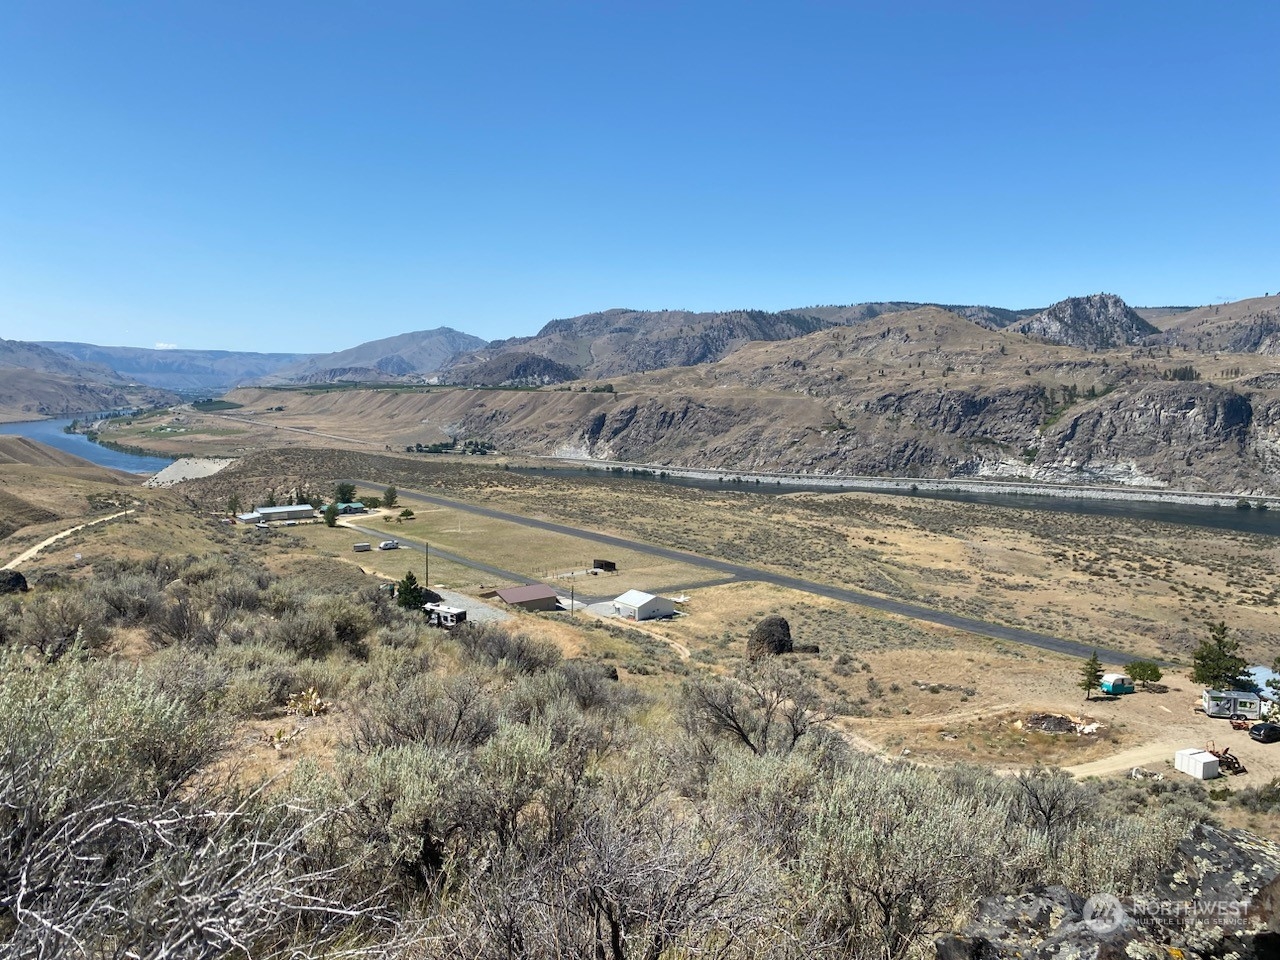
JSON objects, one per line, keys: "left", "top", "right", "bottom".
{"left": 1174, "top": 747, "right": 1220, "bottom": 780}
{"left": 612, "top": 589, "right": 674, "bottom": 621}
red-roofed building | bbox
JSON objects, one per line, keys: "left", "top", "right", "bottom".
{"left": 494, "top": 583, "right": 561, "bottom": 612}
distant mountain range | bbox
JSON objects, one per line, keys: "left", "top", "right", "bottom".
{"left": 0, "top": 338, "right": 177, "bottom": 421}
{"left": 257, "top": 328, "right": 488, "bottom": 385}
{"left": 28, "top": 294, "right": 1215, "bottom": 394}
{"left": 209, "top": 293, "right": 1280, "bottom": 494}
{"left": 37, "top": 342, "right": 318, "bottom": 393}
{"left": 15, "top": 290, "right": 1280, "bottom": 495}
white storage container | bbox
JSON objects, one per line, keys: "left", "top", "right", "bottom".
{"left": 1174, "top": 748, "right": 1199, "bottom": 774}
{"left": 1185, "top": 751, "right": 1220, "bottom": 780}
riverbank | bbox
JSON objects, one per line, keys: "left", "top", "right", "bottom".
{"left": 539, "top": 456, "right": 1279, "bottom": 510}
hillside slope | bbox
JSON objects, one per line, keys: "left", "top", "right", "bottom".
{"left": 0, "top": 368, "right": 176, "bottom": 423}
{"left": 219, "top": 306, "right": 1280, "bottom": 494}
{"left": 0, "top": 437, "right": 136, "bottom": 541}
{"left": 1152, "top": 295, "right": 1280, "bottom": 354}
{"left": 468, "top": 308, "right": 831, "bottom": 380}
{"left": 38, "top": 342, "right": 316, "bottom": 392}
{"left": 264, "top": 328, "right": 487, "bottom": 384}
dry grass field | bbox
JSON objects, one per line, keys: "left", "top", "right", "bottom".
{"left": 4, "top": 436, "right": 1279, "bottom": 811}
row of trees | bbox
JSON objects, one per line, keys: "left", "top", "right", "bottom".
{"left": 1078, "top": 621, "right": 1275, "bottom": 700}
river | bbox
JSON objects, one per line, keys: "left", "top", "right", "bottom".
{"left": 0, "top": 416, "right": 174, "bottom": 475}
{"left": 3, "top": 417, "right": 1277, "bottom": 538}
{"left": 514, "top": 465, "right": 1280, "bottom": 539}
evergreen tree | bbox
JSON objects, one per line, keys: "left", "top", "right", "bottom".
{"left": 384, "top": 485, "right": 398, "bottom": 508}
{"left": 396, "top": 571, "right": 425, "bottom": 608}
{"left": 1079, "top": 651, "right": 1103, "bottom": 701}
{"left": 1191, "top": 621, "right": 1250, "bottom": 690}
{"left": 323, "top": 503, "right": 339, "bottom": 528}
{"left": 334, "top": 482, "right": 357, "bottom": 504}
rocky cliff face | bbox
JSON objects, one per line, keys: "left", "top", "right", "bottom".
{"left": 935, "top": 824, "right": 1280, "bottom": 960}
{"left": 1018, "top": 294, "right": 1159, "bottom": 349}
{"left": 1027, "top": 382, "right": 1260, "bottom": 489}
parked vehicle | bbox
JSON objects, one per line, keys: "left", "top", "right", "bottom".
{"left": 1249, "top": 723, "right": 1280, "bottom": 744}
{"left": 1202, "top": 690, "right": 1268, "bottom": 720}
{"left": 379, "top": 540, "right": 400, "bottom": 550}
{"left": 352, "top": 543, "right": 372, "bottom": 552}
{"left": 1100, "top": 673, "right": 1134, "bottom": 695}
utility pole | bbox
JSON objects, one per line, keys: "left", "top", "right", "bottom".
{"left": 424, "top": 539, "right": 429, "bottom": 590}
{"left": 570, "top": 583, "right": 574, "bottom": 617}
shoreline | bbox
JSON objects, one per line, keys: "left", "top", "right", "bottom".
{"left": 536, "top": 456, "right": 1278, "bottom": 510}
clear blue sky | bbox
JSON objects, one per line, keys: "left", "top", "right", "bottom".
{"left": 2, "top": 1, "right": 1276, "bottom": 352}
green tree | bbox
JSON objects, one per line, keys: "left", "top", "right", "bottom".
{"left": 334, "top": 482, "right": 357, "bottom": 504}
{"left": 263, "top": 489, "right": 278, "bottom": 508}
{"left": 308, "top": 494, "right": 324, "bottom": 510}
{"left": 1191, "top": 621, "right": 1250, "bottom": 690}
{"left": 396, "top": 570, "right": 425, "bottom": 608}
{"left": 1079, "top": 651, "right": 1103, "bottom": 701}
{"left": 1125, "top": 660, "right": 1163, "bottom": 690}
{"left": 323, "top": 503, "right": 339, "bottom": 528}
{"left": 227, "top": 493, "right": 241, "bottom": 515}
{"left": 384, "top": 485, "right": 398, "bottom": 508}
{"left": 1269, "top": 656, "right": 1279, "bottom": 699}
{"left": 398, "top": 508, "right": 415, "bottom": 522}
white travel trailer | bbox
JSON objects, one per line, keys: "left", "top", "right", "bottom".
{"left": 1201, "top": 689, "right": 1269, "bottom": 720}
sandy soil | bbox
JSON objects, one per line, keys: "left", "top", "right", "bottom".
{"left": 144, "top": 457, "right": 236, "bottom": 487}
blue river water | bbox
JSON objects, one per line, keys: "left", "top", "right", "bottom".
{"left": 0, "top": 416, "right": 174, "bottom": 475}
{"left": 515, "top": 465, "right": 1280, "bottom": 539}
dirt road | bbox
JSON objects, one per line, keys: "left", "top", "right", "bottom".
{"left": 3, "top": 510, "right": 135, "bottom": 570}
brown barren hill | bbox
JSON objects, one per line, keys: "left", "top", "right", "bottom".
{"left": 0, "top": 437, "right": 138, "bottom": 540}
{"left": 0, "top": 436, "right": 107, "bottom": 469}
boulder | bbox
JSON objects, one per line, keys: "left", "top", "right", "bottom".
{"left": 746, "top": 615, "right": 792, "bottom": 660}
{"left": 936, "top": 824, "right": 1280, "bottom": 959}
{"left": 0, "top": 569, "right": 28, "bottom": 593}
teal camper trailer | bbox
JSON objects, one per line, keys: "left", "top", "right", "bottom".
{"left": 1100, "top": 673, "right": 1135, "bottom": 695}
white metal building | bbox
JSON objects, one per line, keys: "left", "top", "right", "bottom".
{"left": 612, "top": 589, "right": 674, "bottom": 621}
{"left": 256, "top": 504, "right": 316, "bottom": 522}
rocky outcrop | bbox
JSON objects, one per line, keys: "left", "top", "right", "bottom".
{"left": 1033, "top": 382, "right": 1256, "bottom": 490}
{"left": 1018, "top": 294, "right": 1159, "bottom": 349}
{"left": 747, "top": 615, "right": 793, "bottom": 660}
{"left": 935, "top": 824, "right": 1280, "bottom": 959}
{"left": 445, "top": 352, "right": 579, "bottom": 387}
{"left": 0, "top": 570, "right": 28, "bottom": 593}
